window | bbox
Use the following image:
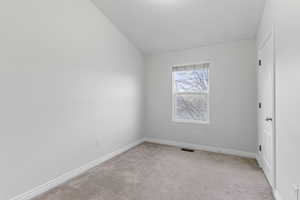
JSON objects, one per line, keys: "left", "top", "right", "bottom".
{"left": 172, "top": 63, "right": 209, "bottom": 123}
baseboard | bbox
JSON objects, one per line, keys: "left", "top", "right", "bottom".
{"left": 273, "top": 189, "right": 283, "bottom": 200}
{"left": 9, "top": 139, "right": 144, "bottom": 200}
{"left": 256, "top": 154, "right": 263, "bottom": 168}
{"left": 144, "top": 137, "right": 256, "bottom": 158}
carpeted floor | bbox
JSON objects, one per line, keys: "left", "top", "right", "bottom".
{"left": 33, "top": 142, "right": 274, "bottom": 200}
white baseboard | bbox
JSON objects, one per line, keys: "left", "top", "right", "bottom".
{"left": 273, "top": 189, "right": 283, "bottom": 200}
{"left": 256, "top": 154, "right": 263, "bottom": 168}
{"left": 144, "top": 137, "right": 256, "bottom": 158}
{"left": 8, "top": 138, "right": 265, "bottom": 200}
{"left": 9, "top": 139, "right": 144, "bottom": 200}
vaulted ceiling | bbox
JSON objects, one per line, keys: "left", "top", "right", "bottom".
{"left": 92, "top": 0, "right": 265, "bottom": 54}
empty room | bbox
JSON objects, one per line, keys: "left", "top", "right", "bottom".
{"left": 1, "top": 0, "right": 299, "bottom": 200}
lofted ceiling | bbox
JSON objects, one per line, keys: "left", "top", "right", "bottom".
{"left": 92, "top": 0, "right": 265, "bottom": 55}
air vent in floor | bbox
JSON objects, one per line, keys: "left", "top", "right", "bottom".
{"left": 181, "top": 148, "right": 195, "bottom": 152}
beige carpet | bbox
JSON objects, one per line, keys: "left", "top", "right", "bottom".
{"left": 33, "top": 142, "right": 274, "bottom": 200}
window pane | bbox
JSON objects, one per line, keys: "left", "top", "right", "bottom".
{"left": 175, "top": 94, "right": 208, "bottom": 121}
{"left": 174, "top": 68, "right": 208, "bottom": 93}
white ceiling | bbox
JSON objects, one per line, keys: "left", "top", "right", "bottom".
{"left": 92, "top": 0, "right": 265, "bottom": 55}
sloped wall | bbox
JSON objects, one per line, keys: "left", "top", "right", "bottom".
{"left": 0, "top": 0, "right": 144, "bottom": 199}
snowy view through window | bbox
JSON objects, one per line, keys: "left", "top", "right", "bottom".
{"left": 173, "top": 64, "right": 209, "bottom": 122}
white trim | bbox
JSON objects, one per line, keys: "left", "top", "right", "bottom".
{"left": 172, "top": 60, "right": 212, "bottom": 69}
{"left": 144, "top": 137, "right": 256, "bottom": 158}
{"left": 172, "top": 119, "right": 210, "bottom": 125}
{"left": 9, "top": 138, "right": 270, "bottom": 200}
{"left": 257, "top": 31, "right": 276, "bottom": 188}
{"left": 258, "top": 31, "right": 273, "bottom": 50}
{"left": 273, "top": 189, "right": 283, "bottom": 200}
{"left": 256, "top": 154, "right": 263, "bottom": 168}
{"left": 9, "top": 139, "right": 144, "bottom": 200}
{"left": 272, "top": 25, "right": 277, "bottom": 189}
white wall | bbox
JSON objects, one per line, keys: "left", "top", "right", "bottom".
{"left": 274, "top": 0, "right": 300, "bottom": 199}
{"left": 257, "top": 1, "right": 300, "bottom": 199}
{"left": 0, "top": 0, "right": 144, "bottom": 199}
{"left": 145, "top": 40, "right": 257, "bottom": 153}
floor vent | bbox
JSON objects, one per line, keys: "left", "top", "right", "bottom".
{"left": 181, "top": 148, "right": 195, "bottom": 152}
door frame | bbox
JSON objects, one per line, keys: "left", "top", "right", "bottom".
{"left": 257, "top": 30, "right": 277, "bottom": 189}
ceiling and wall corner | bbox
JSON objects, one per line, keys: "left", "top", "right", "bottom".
{"left": 92, "top": 0, "right": 266, "bottom": 55}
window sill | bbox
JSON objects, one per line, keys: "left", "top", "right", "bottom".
{"left": 172, "top": 119, "right": 210, "bottom": 125}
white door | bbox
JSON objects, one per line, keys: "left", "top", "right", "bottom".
{"left": 258, "top": 33, "right": 275, "bottom": 187}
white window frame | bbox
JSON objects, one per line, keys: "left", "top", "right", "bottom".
{"left": 171, "top": 62, "right": 210, "bottom": 124}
